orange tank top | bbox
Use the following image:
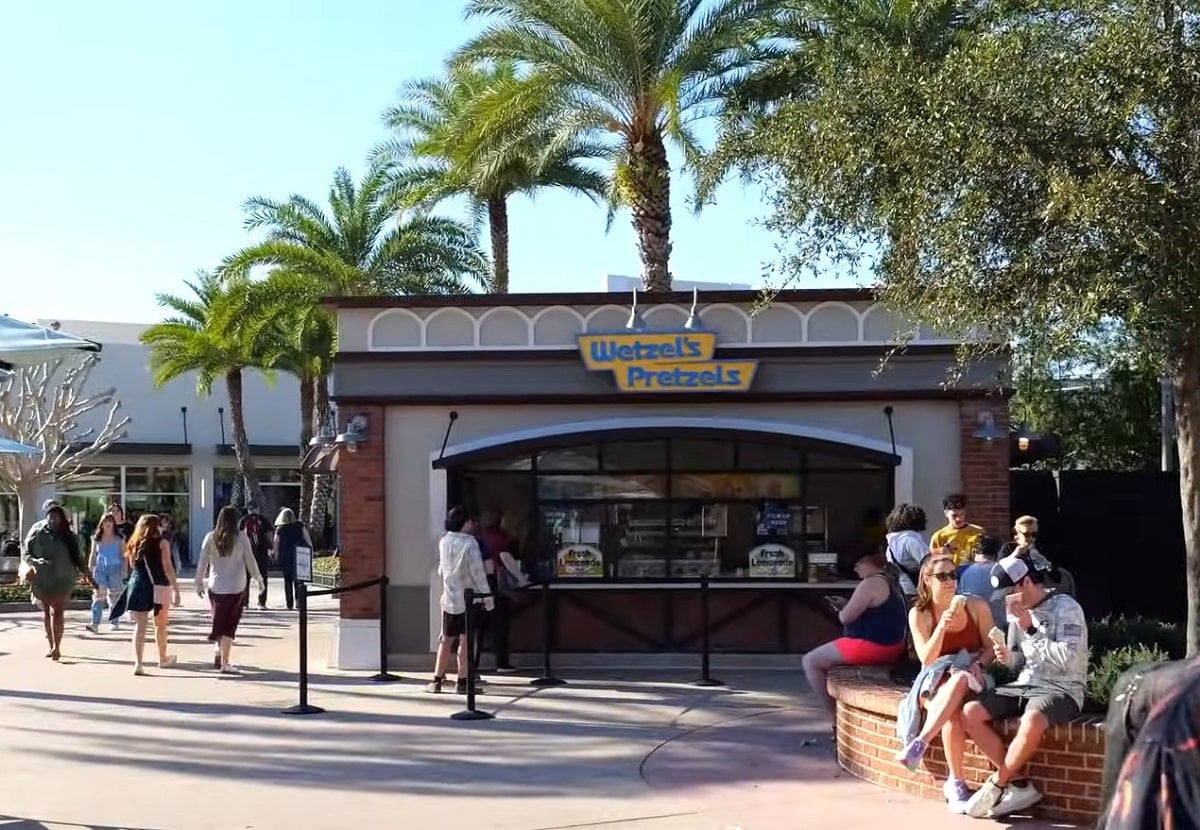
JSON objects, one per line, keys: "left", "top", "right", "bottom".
{"left": 935, "top": 605, "right": 983, "bottom": 655}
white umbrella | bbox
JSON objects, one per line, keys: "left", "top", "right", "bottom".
{"left": 0, "top": 316, "right": 100, "bottom": 369}
{"left": 0, "top": 435, "right": 40, "bottom": 455}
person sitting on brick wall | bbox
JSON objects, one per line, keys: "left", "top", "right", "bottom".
{"left": 1000, "top": 516, "right": 1076, "bottom": 599}
{"left": 929, "top": 494, "right": 984, "bottom": 568}
{"left": 961, "top": 554, "right": 1089, "bottom": 819}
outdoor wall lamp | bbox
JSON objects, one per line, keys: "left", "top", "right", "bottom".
{"left": 625, "top": 289, "right": 647, "bottom": 331}
{"left": 972, "top": 410, "right": 1008, "bottom": 442}
{"left": 336, "top": 413, "right": 370, "bottom": 453}
{"left": 683, "top": 287, "right": 705, "bottom": 331}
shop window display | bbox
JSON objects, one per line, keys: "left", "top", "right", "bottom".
{"left": 457, "top": 435, "right": 893, "bottom": 582}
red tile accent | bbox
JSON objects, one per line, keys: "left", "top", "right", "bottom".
{"left": 335, "top": 405, "right": 386, "bottom": 620}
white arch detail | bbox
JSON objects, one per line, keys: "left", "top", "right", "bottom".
{"left": 583, "top": 304, "right": 633, "bottom": 331}
{"left": 476, "top": 305, "right": 534, "bottom": 347}
{"left": 805, "top": 301, "right": 865, "bottom": 343}
{"left": 530, "top": 305, "right": 586, "bottom": 346}
{"left": 366, "top": 308, "right": 426, "bottom": 351}
{"left": 430, "top": 415, "right": 914, "bottom": 503}
{"left": 422, "top": 306, "right": 480, "bottom": 348}
{"left": 698, "top": 302, "right": 751, "bottom": 343}
{"left": 748, "top": 303, "right": 804, "bottom": 345}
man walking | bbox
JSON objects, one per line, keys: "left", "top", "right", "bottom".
{"left": 239, "top": 505, "right": 272, "bottom": 609}
{"left": 427, "top": 506, "right": 493, "bottom": 695}
{"left": 962, "top": 553, "right": 1088, "bottom": 819}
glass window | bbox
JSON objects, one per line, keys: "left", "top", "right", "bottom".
{"left": 807, "top": 452, "right": 879, "bottom": 470}
{"left": 671, "top": 439, "right": 735, "bottom": 470}
{"left": 57, "top": 468, "right": 121, "bottom": 497}
{"left": 536, "top": 446, "right": 599, "bottom": 471}
{"left": 672, "top": 473, "right": 800, "bottom": 500}
{"left": 602, "top": 440, "right": 667, "bottom": 470}
{"left": 466, "top": 454, "right": 532, "bottom": 471}
{"left": 805, "top": 470, "right": 891, "bottom": 560}
{"left": 124, "top": 466, "right": 190, "bottom": 494}
{"left": 739, "top": 442, "right": 802, "bottom": 471}
{"left": 216, "top": 467, "right": 300, "bottom": 485}
{"left": 537, "top": 474, "right": 667, "bottom": 500}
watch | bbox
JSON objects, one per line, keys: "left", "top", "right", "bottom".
{"left": 1024, "top": 624, "right": 1039, "bottom": 636}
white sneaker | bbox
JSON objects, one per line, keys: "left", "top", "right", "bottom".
{"left": 991, "top": 781, "right": 1043, "bottom": 818}
{"left": 943, "top": 778, "right": 972, "bottom": 814}
{"left": 965, "top": 775, "right": 1005, "bottom": 819}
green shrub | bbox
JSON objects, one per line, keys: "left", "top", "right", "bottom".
{"left": 0, "top": 584, "right": 92, "bottom": 603}
{"left": 1088, "top": 615, "right": 1185, "bottom": 660}
{"left": 1085, "top": 643, "right": 1169, "bottom": 712}
{"left": 311, "top": 555, "right": 340, "bottom": 587}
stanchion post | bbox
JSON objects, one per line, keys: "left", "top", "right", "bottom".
{"left": 371, "top": 574, "right": 400, "bottom": 682}
{"left": 282, "top": 581, "right": 326, "bottom": 715}
{"left": 690, "top": 572, "right": 725, "bottom": 688}
{"left": 531, "top": 579, "right": 565, "bottom": 687}
{"left": 451, "top": 589, "right": 494, "bottom": 721}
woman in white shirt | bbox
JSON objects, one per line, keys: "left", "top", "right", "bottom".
{"left": 195, "top": 505, "right": 263, "bottom": 674}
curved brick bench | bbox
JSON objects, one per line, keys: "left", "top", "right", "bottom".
{"left": 827, "top": 666, "right": 1105, "bottom": 824}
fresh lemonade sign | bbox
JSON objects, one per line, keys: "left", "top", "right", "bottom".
{"left": 577, "top": 331, "right": 758, "bottom": 393}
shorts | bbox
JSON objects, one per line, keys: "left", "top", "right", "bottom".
{"left": 974, "top": 684, "right": 1081, "bottom": 726}
{"left": 441, "top": 611, "right": 467, "bottom": 639}
{"left": 832, "top": 637, "right": 907, "bottom": 665}
{"left": 92, "top": 560, "right": 125, "bottom": 593}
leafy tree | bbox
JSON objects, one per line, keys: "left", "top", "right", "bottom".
{"left": 709, "top": 0, "right": 1200, "bottom": 653}
{"left": 1012, "top": 336, "right": 1163, "bottom": 471}
{"left": 377, "top": 59, "right": 608, "bottom": 293}
{"left": 141, "top": 273, "right": 278, "bottom": 510}
{"left": 456, "top": 0, "right": 783, "bottom": 291}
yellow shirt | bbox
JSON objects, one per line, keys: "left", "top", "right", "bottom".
{"left": 929, "top": 524, "right": 984, "bottom": 567}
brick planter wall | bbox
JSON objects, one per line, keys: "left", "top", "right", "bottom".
{"left": 827, "top": 667, "right": 1105, "bottom": 824}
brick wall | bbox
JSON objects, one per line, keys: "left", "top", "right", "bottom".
{"left": 335, "top": 405, "right": 386, "bottom": 620}
{"left": 828, "top": 667, "right": 1104, "bottom": 824}
{"left": 958, "top": 398, "right": 1011, "bottom": 537}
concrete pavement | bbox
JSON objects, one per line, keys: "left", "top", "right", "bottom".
{"left": 0, "top": 581, "right": 1079, "bottom": 830}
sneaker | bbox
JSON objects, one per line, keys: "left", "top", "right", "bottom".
{"left": 426, "top": 677, "right": 445, "bottom": 694}
{"left": 84, "top": 624, "right": 98, "bottom": 633}
{"left": 495, "top": 664, "right": 518, "bottom": 674}
{"left": 943, "top": 778, "right": 972, "bottom": 814}
{"left": 965, "top": 775, "right": 1005, "bottom": 819}
{"left": 159, "top": 655, "right": 178, "bottom": 668}
{"left": 110, "top": 622, "right": 120, "bottom": 632}
{"left": 133, "top": 666, "right": 146, "bottom": 676}
{"left": 991, "top": 781, "right": 1043, "bottom": 818}
{"left": 895, "top": 738, "right": 928, "bottom": 771}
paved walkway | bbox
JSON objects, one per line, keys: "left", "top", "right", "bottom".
{"left": 0, "top": 582, "right": 1078, "bottom": 830}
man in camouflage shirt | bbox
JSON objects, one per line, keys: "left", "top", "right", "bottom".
{"left": 962, "top": 553, "right": 1089, "bottom": 819}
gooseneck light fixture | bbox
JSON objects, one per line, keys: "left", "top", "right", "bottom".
{"left": 625, "top": 289, "right": 647, "bottom": 332}
{"left": 683, "top": 287, "right": 705, "bottom": 331}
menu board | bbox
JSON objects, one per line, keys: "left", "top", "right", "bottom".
{"left": 556, "top": 544, "right": 604, "bottom": 578}
{"left": 747, "top": 543, "right": 797, "bottom": 578}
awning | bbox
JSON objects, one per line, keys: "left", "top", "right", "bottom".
{"left": 0, "top": 316, "right": 101, "bottom": 369}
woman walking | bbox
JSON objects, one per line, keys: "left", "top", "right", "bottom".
{"left": 196, "top": 505, "right": 263, "bottom": 674}
{"left": 22, "top": 504, "right": 96, "bottom": 660}
{"left": 117, "top": 514, "right": 181, "bottom": 675}
{"left": 86, "top": 513, "right": 126, "bottom": 633}
{"left": 272, "top": 508, "right": 312, "bottom": 611}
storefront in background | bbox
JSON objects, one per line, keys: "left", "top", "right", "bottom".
{"left": 324, "top": 289, "right": 1011, "bottom": 668}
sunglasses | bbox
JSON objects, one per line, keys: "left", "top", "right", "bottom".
{"left": 931, "top": 571, "right": 959, "bottom": 583}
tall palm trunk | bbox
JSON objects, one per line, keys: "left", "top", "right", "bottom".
{"left": 309, "top": 371, "right": 334, "bottom": 546}
{"left": 627, "top": 131, "right": 673, "bottom": 292}
{"left": 225, "top": 368, "right": 265, "bottom": 510}
{"left": 297, "top": 366, "right": 315, "bottom": 525}
{"left": 486, "top": 195, "right": 510, "bottom": 293}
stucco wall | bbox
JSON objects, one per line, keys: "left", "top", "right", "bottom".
{"left": 381, "top": 400, "right": 963, "bottom": 587}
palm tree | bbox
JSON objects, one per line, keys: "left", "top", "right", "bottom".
{"left": 141, "top": 272, "right": 278, "bottom": 510}
{"left": 220, "top": 163, "right": 488, "bottom": 525}
{"left": 376, "top": 59, "right": 609, "bottom": 293}
{"left": 456, "top": 0, "right": 783, "bottom": 292}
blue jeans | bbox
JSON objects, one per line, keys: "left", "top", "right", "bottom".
{"left": 92, "top": 559, "right": 125, "bottom": 626}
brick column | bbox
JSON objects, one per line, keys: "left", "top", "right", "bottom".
{"left": 958, "top": 398, "right": 1011, "bottom": 538}
{"left": 336, "top": 405, "right": 386, "bottom": 620}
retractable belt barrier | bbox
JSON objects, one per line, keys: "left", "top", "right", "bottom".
{"left": 281, "top": 573, "right": 396, "bottom": 717}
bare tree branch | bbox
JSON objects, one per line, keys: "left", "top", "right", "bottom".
{"left": 0, "top": 356, "right": 131, "bottom": 519}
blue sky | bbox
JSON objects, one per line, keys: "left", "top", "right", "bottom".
{"left": 1, "top": 0, "right": 848, "bottom": 325}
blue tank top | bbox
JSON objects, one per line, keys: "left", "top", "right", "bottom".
{"left": 94, "top": 538, "right": 123, "bottom": 568}
{"left": 843, "top": 575, "right": 907, "bottom": 645}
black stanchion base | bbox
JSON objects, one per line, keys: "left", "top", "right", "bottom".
{"left": 371, "top": 672, "right": 402, "bottom": 683}
{"left": 450, "top": 709, "right": 495, "bottom": 721}
{"left": 281, "top": 703, "right": 327, "bottom": 716}
{"left": 690, "top": 677, "right": 726, "bottom": 688}
{"left": 530, "top": 676, "right": 567, "bottom": 687}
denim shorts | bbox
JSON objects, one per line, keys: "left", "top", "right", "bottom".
{"left": 92, "top": 559, "right": 125, "bottom": 593}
